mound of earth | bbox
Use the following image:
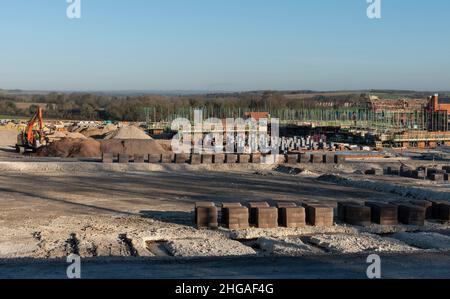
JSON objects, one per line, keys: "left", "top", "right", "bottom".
{"left": 100, "top": 139, "right": 167, "bottom": 155}
{"left": 104, "top": 126, "right": 151, "bottom": 140}
{"left": 37, "top": 138, "right": 101, "bottom": 158}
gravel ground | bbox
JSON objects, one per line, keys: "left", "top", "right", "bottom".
{"left": 257, "top": 237, "right": 323, "bottom": 256}
{"left": 307, "top": 233, "right": 419, "bottom": 254}
{"left": 391, "top": 232, "right": 450, "bottom": 250}
{"left": 166, "top": 239, "right": 256, "bottom": 257}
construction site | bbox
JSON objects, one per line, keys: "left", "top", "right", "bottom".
{"left": 0, "top": 91, "right": 449, "bottom": 279}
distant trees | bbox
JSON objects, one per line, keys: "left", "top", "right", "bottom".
{"left": 0, "top": 91, "right": 374, "bottom": 121}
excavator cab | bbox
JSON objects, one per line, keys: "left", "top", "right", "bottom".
{"left": 16, "top": 107, "right": 46, "bottom": 153}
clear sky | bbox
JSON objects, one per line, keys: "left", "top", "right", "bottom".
{"left": 0, "top": 0, "right": 449, "bottom": 92}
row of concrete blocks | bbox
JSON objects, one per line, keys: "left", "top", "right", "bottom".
{"left": 195, "top": 201, "right": 335, "bottom": 230}
{"left": 385, "top": 166, "right": 450, "bottom": 182}
{"left": 337, "top": 200, "right": 450, "bottom": 227}
{"left": 102, "top": 152, "right": 346, "bottom": 165}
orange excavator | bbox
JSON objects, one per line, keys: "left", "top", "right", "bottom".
{"left": 16, "top": 107, "right": 46, "bottom": 153}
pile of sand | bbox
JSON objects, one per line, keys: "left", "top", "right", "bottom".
{"left": 79, "top": 124, "right": 118, "bottom": 138}
{"left": 104, "top": 126, "right": 151, "bottom": 140}
{"left": 100, "top": 139, "right": 167, "bottom": 155}
{"left": 48, "top": 131, "right": 88, "bottom": 139}
{"left": 37, "top": 138, "right": 101, "bottom": 158}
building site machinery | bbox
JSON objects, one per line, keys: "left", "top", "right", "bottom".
{"left": 16, "top": 107, "right": 46, "bottom": 153}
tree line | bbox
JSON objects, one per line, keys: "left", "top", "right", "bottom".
{"left": 0, "top": 91, "right": 369, "bottom": 121}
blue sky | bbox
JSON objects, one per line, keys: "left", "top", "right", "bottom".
{"left": 0, "top": 0, "right": 449, "bottom": 91}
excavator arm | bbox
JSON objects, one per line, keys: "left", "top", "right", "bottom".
{"left": 26, "top": 107, "right": 44, "bottom": 144}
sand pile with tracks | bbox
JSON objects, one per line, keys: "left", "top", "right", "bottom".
{"left": 37, "top": 138, "right": 101, "bottom": 158}
{"left": 104, "top": 125, "right": 151, "bottom": 140}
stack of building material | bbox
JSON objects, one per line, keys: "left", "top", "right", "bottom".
{"left": 251, "top": 153, "right": 261, "bottom": 163}
{"left": 195, "top": 202, "right": 218, "bottom": 229}
{"left": 175, "top": 154, "right": 189, "bottom": 164}
{"left": 222, "top": 204, "right": 249, "bottom": 230}
{"left": 190, "top": 154, "right": 202, "bottom": 165}
{"left": 334, "top": 155, "right": 345, "bottom": 164}
{"left": 397, "top": 204, "right": 426, "bottom": 226}
{"left": 409, "top": 200, "right": 433, "bottom": 219}
{"left": 310, "top": 154, "right": 323, "bottom": 164}
{"left": 221, "top": 202, "right": 243, "bottom": 224}
{"left": 214, "top": 154, "right": 225, "bottom": 164}
{"left": 118, "top": 154, "right": 130, "bottom": 164}
{"left": 305, "top": 204, "right": 334, "bottom": 227}
{"left": 277, "top": 202, "right": 305, "bottom": 228}
{"left": 226, "top": 154, "right": 238, "bottom": 164}
{"left": 161, "top": 153, "right": 174, "bottom": 163}
{"left": 133, "top": 154, "right": 145, "bottom": 163}
{"left": 439, "top": 203, "right": 450, "bottom": 221}
{"left": 148, "top": 154, "right": 161, "bottom": 163}
{"left": 255, "top": 207, "right": 278, "bottom": 228}
{"left": 202, "top": 154, "right": 213, "bottom": 164}
{"left": 247, "top": 202, "right": 270, "bottom": 226}
{"left": 286, "top": 154, "right": 299, "bottom": 164}
{"left": 427, "top": 168, "right": 446, "bottom": 181}
{"left": 239, "top": 154, "right": 250, "bottom": 164}
{"left": 385, "top": 167, "right": 400, "bottom": 176}
{"left": 323, "top": 154, "right": 334, "bottom": 164}
{"left": 337, "top": 202, "right": 361, "bottom": 222}
{"left": 365, "top": 202, "right": 398, "bottom": 225}
{"left": 343, "top": 204, "right": 371, "bottom": 227}
{"left": 102, "top": 152, "right": 114, "bottom": 163}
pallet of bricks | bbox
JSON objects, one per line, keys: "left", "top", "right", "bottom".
{"left": 337, "top": 199, "right": 450, "bottom": 227}
{"left": 194, "top": 200, "right": 334, "bottom": 230}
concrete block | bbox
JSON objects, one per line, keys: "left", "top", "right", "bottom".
{"left": 286, "top": 154, "right": 299, "bottom": 164}
{"left": 190, "top": 154, "right": 202, "bottom": 165}
{"left": 102, "top": 152, "right": 113, "bottom": 163}
{"left": 279, "top": 207, "right": 305, "bottom": 228}
{"left": 247, "top": 202, "right": 270, "bottom": 225}
{"left": 344, "top": 204, "right": 371, "bottom": 227}
{"left": 238, "top": 154, "right": 251, "bottom": 164}
{"left": 118, "top": 154, "right": 130, "bottom": 164}
{"left": 306, "top": 205, "right": 334, "bottom": 227}
{"left": 397, "top": 204, "right": 426, "bottom": 226}
{"left": 255, "top": 207, "right": 278, "bottom": 228}
{"left": 226, "top": 154, "right": 238, "bottom": 164}
{"left": 223, "top": 207, "right": 249, "bottom": 230}
{"left": 161, "top": 153, "right": 174, "bottom": 163}
{"left": 201, "top": 154, "right": 213, "bottom": 164}
{"left": 365, "top": 202, "right": 398, "bottom": 225}
{"left": 213, "top": 154, "right": 225, "bottom": 164}
{"left": 133, "top": 154, "right": 145, "bottom": 163}
{"left": 148, "top": 154, "right": 161, "bottom": 163}
{"left": 175, "top": 153, "right": 189, "bottom": 164}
